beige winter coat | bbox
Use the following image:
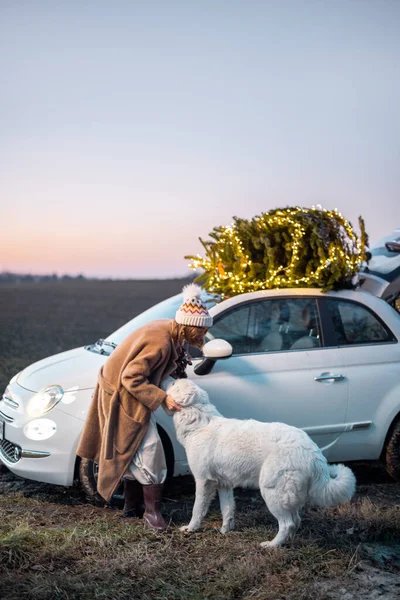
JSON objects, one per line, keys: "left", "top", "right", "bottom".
{"left": 76, "top": 319, "right": 181, "bottom": 502}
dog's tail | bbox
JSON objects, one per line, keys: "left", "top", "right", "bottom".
{"left": 308, "top": 456, "right": 356, "bottom": 508}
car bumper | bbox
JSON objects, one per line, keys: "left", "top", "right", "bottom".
{"left": 0, "top": 384, "right": 84, "bottom": 486}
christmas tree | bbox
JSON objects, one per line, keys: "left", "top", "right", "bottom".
{"left": 185, "top": 206, "right": 369, "bottom": 297}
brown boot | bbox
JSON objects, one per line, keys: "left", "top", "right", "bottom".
{"left": 122, "top": 479, "right": 145, "bottom": 519}
{"left": 142, "top": 484, "right": 168, "bottom": 531}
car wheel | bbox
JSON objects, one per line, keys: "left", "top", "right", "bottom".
{"left": 384, "top": 420, "right": 400, "bottom": 481}
{"left": 78, "top": 458, "right": 124, "bottom": 507}
{"left": 78, "top": 427, "right": 174, "bottom": 507}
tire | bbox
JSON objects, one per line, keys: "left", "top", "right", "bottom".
{"left": 384, "top": 420, "right": 400, "bottom": 481}
{"left": 78, "top": 426, "right": 175, "bottom": 507}
{"left": 78, "top": 458, "right": 124, "bottom": 507}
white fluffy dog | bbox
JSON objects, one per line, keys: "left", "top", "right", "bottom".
{"left": 166, "top": 377, "right": 356, "bottom": 548}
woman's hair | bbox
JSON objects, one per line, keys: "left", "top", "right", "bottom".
{"left": 171, "top": 321, "right": 184, "bottom": 345}
{"left": 182, "top": 325, "right": 205, "bottom": 346}
{"left": 171, "top": 322, "right": 205, "bottom": 346}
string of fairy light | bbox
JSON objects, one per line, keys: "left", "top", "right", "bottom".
{"left": 187, "top": 207, "right": 366, "bottom": 297}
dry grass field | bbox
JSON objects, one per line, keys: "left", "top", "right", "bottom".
{"left": 0, "top": 278, "right": 189, "bottom": 394}
{"left": 1, "top": 280, "right": 400, "bottom": 600}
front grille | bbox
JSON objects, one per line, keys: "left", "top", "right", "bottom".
{"left": 0, "top": 439, "right": 21, "bottom": 463}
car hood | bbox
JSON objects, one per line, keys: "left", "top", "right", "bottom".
{"left": 17, "top": 346, "right": 105, "bottom": 392}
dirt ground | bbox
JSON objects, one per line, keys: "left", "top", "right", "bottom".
{"left": 1, "top": 460, "right": 400, "bottom": 599}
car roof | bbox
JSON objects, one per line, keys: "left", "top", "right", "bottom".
{"left": 209, "top": 286, "right": 393, "bottom": 317}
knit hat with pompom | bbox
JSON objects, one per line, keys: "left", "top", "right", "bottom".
{"left": 175, "top": 284, "right": 213, "bottom": 327}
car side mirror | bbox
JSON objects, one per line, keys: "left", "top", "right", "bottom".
{"left": 194, "top": 339, "right": 233, "bottom": 376}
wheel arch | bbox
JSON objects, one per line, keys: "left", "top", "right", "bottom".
{"left": 73, "top": 454, "right": 81, "bottom": 483}
{"left": 380, "top": 410, "right": 400, "bottom": 462}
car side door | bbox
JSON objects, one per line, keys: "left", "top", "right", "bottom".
{"left": 319, "top": 296, "right": 400, "bottom": 462}
{"left": 187, "top": 296, "right": 349, "bottom": 457}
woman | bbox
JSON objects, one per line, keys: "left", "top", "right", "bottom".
{"left": 76, "top": 284, "right": 212, "bottom": 531}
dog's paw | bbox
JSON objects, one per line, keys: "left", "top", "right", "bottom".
{"left": 220, "top": 526, "right": 229, "bottom": 534}
{"left": 180, "top": 525, "right": 197, "bottom": 533}
{"left": 260, "top": 540, "right": 280, "bottom": 549}
{"left": 220, "top": 520, "right": 235, "bottom": 534}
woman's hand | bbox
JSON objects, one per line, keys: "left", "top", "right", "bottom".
{"left": 165, "top": 395, "right": 182, "bottom": 412}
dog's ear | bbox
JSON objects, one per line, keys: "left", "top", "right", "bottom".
{"left": 184, "top": 380, "right": 206, "bottom": 405}
{"left": 197, "top": 388, "right": 210, "bottom": 405}
{"left": 176, "top": 406, "right": 208, "bottom": 428}
{"left": 168, "top": 378, "right": 208, "bottom": 408}
{"left": 166, "top": 380, "right": 188, "bottom": 406}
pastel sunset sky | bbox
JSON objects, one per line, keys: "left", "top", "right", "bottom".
{"left": 1, "top": 0, "right": 399, "bottom": 278}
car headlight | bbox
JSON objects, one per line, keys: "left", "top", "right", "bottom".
{"left": 24, "top": 419, "right": 57, "bottom": 441}
{"left": 27, "top": 385, "right": 64, "bottom": 417}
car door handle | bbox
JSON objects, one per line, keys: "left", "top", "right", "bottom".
{"left": 314, "top": 373, "right": 345, "bottom": 382}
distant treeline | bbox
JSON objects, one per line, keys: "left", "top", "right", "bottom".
{"left": 0, "top": 272, "right": 195, "bottom": 284}
{"left": 0, "top": 272, "right": 87, "bottom": 283}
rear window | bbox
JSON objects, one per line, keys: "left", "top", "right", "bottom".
{"left": 325, "top": 299, "right": 395, "bottom": 346}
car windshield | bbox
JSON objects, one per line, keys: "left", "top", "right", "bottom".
{"left": 103, "top": 294, "right": 183, "bottom": 346}
{"left": 102, "top": 291, "right": 219, "bottom": 347}
{"left": 367, "top": 230, "right": 400, "bottom": 275}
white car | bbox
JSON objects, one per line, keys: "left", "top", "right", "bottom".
{"left": 1, "top": 287, "right": 400, "bottom": 504}
{"left": 361, "top": 227, "right": 400, "bottom": 309}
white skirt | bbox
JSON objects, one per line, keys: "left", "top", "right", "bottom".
{"left": 124, "top": 413, "right": 167, "bottom": 485}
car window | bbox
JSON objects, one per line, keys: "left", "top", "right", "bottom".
{"left": 281, "top": 298, "right": 321, "bottom": 350}
{"left": 206, "top": 304, "right": 252, "bottom": 354}
{"left": 325, "top": 299, "right": 393, "bottom": 345}
{"left": 206, "top": 298, "right": 321, "bottom": 354}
